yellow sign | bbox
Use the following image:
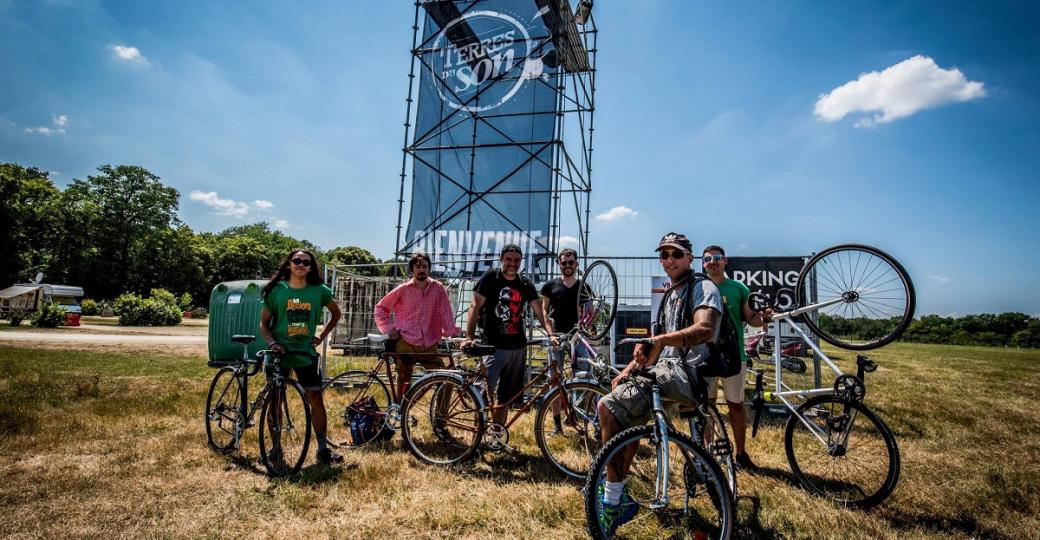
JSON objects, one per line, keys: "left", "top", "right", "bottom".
{"left": 626, "top": 327, "right": 649, "bottom": 336}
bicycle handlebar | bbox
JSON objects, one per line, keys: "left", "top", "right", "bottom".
{"left": 615, "top": 337, "right": 653, "bottom": 352}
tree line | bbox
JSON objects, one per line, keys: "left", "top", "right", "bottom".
{"left": 1, "top": 162, "right": 390, "bottom": 308}
{"left": 820, "top": 313, "right": 1040, "bottom": 348}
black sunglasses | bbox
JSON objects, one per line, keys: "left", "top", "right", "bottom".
{"left": 291, "top": 258, "right": 312, "bottom": 267}
{"left": 560, "top": 260, "right": 577, "bottom": 267}
{"left": 658, "top": 250, "right": 687, "bottom": 260}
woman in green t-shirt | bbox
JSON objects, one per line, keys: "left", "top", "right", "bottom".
{"left": 260, "top": 249, "right": 343, "bottom": 465}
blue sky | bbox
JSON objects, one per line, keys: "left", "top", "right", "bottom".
{"left": 2, "top": 1, "right": 1038, "bottom": 316}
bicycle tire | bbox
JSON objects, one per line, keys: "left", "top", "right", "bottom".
{"left": 584, "top": 424, "right": 733, "bottom": 540}
{"left": 784, "top": 394, "right": 900, "bottom": 509}
{"left": 205, "top": 366, "right": 243, "bottom": 453}
{"left": 258, "top": 379, "right": 312, "bottom": 476}
{"left": 577, "top": 260, "right": 619, "bottom": 341}
{"left": 795, "top": 244, "right": 915, "bottom": 350}
{"left": 682, "top": 403, "right": 737, "bottom": 500}
{"left": 323, "top": 370, "right": 393, "bottom": 449}
{"left": 533, "top": 380, "right": 608, "bottom": 479}
{"left": 400, "top": 373, "right": 485, "bottom": 466}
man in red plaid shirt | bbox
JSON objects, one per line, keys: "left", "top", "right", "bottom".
{"left": 375, "top": 252, "right": 459, "bottom": 397}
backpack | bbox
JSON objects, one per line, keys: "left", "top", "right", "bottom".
{"left": 656, "top": 273, "right": 743, "bottom": 379}
{"left": 347, "top": 396, "right": 392, "bottom": 445}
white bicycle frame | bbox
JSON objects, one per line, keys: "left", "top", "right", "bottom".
{"left": 762, "top": 296, "right": 856, "bottom": 446}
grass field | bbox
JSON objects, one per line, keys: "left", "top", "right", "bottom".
{"left": 0, "top": 342, "right": 1037, "bottom": 539}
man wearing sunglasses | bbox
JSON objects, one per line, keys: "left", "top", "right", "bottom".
{"left": 702, "top": 244, "right": 770, "bottom": 472}
{"left": 594, "top": 232, "right": 724, "bottom": 534}
{"left": 540, "top": 248, "right": 587, "bottom": 431}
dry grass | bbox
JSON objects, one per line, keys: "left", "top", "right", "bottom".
{"left": 0, "top": 343, "right": 1037, "bottom": 539}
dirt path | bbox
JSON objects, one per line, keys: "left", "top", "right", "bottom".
{"left": 0, "top": 325, "right": 208, "bottom": 355}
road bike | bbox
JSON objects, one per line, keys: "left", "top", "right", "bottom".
{"left": 584, "top": 338, "right": 734, "bottom": 539}
{"left": 748, "top": 244, "right": 914, "bottom": 508}
{"left": 399, "top": 337, "right": 608, "bottom": 479}
{"left": 205, "top": 335, "right": 312, "bottom": 476}
{"left": 323, "top": 334, "right": 455, "bottom": 449}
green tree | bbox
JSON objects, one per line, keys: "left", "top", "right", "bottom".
{"left": 0, "top": 164, "right": 63, "bottom": 285}
{"left": 326, "top": 245, "right": 385, "bottom": 275}
{"left": 67, "top": 165, "right": 180, "bottom": 298}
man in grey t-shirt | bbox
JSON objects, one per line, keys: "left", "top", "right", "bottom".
{"left": 594, "top": 232, "right": 723, "bottom": 533}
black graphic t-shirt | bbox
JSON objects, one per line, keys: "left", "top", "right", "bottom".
{"left": 539, "top": 277, "right": 582, "bottom": 334}
{"left": 474, "top": 269, "right": 538, "bottom": 349}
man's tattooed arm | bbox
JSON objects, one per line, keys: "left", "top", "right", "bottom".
{"left": 652, "top": 307, "right": 719, "bottom": 348}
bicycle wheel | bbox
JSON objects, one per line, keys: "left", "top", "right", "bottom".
{"left": 577, "top": 260, "right": 619, "bottom": 341}
{"left": 205, "top": 367, "right": 244, "bottom": 453}
{"left": 400, "top": 374, "right": 484, "bottom": 466}
{"left": 323, "top": 370, "right": 393, "bottom": 449}
{"left": 534, "top": 380, "right": 607, "bottom": 478}
{"left": 258, "top": 379, "right": 312, "bottom": 476}
{"left": 784, "top": 394, "right": 900, "bottom": 509}
{"left": 584, "top": 425, "right": 733, "bottom": 540}
{"left": 683, "top": 404, "right": 737, "bottom": 500}
{"left": 795, "top": 244, "right": 915, "bottom": 350}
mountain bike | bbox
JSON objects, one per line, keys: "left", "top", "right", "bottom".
{"left": 748, "top": 244, "right": 914, "bottom": 508}
{"left": 399, "top": 337, "right": 608, "bottom": 479}
{"left": 584, "top": 338, "right": 734, "bottom": 539}
{"left": 205, "top": 335, "right": 312, "bottom": 476}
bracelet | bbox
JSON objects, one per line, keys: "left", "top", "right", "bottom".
{"left": 268, "top": 341, "right": 280, "bottom": 348}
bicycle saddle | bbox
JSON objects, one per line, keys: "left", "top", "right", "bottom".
{"left": 367, "top": 333, "right": 389, "bottom": 344}
{"left": 462, "top": 344, "right": 495, "bottom": 357}
{"left": 231, "top": 335, "right": 256, "bottom": 344}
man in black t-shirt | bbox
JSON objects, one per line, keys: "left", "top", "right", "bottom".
{"left": 464, "top": 244, "right": 558, "bottom": 426}
{"left": 540, "top": 248, "right": 588, "bottom": 431}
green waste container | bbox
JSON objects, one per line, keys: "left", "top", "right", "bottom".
{"left": 208, "top": 280, "right": 268, "bottom": 366}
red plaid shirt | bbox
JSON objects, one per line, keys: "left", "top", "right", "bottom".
{"left": 374, "top": 278, "right": 458, "bottom": 348}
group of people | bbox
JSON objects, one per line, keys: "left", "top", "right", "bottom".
{"left": 256, "top": 233, "right": 771, "bottom": 531}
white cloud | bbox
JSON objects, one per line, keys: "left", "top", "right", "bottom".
{"left": 559, "top": 235, "right": 579, "bottom": 247}
{"left": 24, "top": 126, "right": 65, "bottom": 135}
{"left": 271, "top": 218, "right": 289, "bottom": 229}
{"left": 24, "top": 114, "right": 69, "bottom": 135}
{"left": 109, "top": 44, "right": 149, "bottom": 65}
{"left": 189, "top": 190, "right": 249, "bottom": 217}
{"left": 253, "top": 199, "right": 274, "bottom": 211}
{"left": 595, "top": 206, "right": 638, "bottom": 222}
{"left": 928, "top": 274, "right": 951, "bottom": 284}
{"left": 814, "top": 55, "right": 985, "bottom": 127}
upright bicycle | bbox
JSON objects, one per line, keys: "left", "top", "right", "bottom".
{"left": 205, "top": 335, "right": 312, "bottom": 476}
{"left": 399, "top": 338, "right": 608, "bottom": 478}
{"left": 322, "top": 334, "right": 453, "bottom": 449}
{"left": 584, "top": 338, "right": 734, "bottom": 539}
{"left": 748, "top": 244, "right": 914, "bottom": 508}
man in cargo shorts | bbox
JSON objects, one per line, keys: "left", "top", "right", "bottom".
{"left": 595, "top": 232, "right": 723, "bottom": 534}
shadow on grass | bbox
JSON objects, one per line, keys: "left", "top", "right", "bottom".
{"left": 450, "top": 447, "right": 577, "bottom": 486}
{"left": 733, "top": 494, "right": 783, "bottom": 539}
{"left": 224, "top": 452, "right": 357, "bottom": 485}
{"left": 879, "top": 508, "right": 1009, "bottom": 540}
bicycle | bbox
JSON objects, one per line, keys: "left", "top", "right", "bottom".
{"left": 322, "top": 334, "right": 453, "bottom": 449}
{"left": 399, "top": 337, "right": 608, "bottom": 479}
{"left": 584, "top": 337, "right": 734, "bottom": 539}
{"left": 205, "top": 335, "right": 312, "bottom": 476}
{"left": 747, "top": 244, "right": 914, "bottom": 509}
{"left": 745, "top": 326, "right": 807, "bottom": 374}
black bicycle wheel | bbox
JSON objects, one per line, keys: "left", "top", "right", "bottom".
{"left": 205, "top": 367, "right": 243, "bottom": 453}
{"left": 323, "top": 370, "right": 393, "bottom": 449}
{"left": 784, "top": 394, "right": 900, "bottom": 509}
{"left": 577, "top": 260, "right": 619, "bottom": 341}
{"left": 682, "top": 404, "right": 737, "bottom": 500}
{"left": 534, "top": 380, "right": 608, "bottom": 479}
{"left": 259, "top": 379, "right": 312, "bottom": 476}
{"left": 584, "top": 425, "right": 733, "bottom": 540}
{"left": 795, "top": 244, "right": 915, "bottom": 350}
{"left": 400, "top": 374, "right": 484, "bottom": 466}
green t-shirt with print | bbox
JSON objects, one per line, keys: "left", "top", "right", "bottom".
{"left": 263, "top": 281, "right": 333, "bottom": 368}
{"left": 717, "top": 278, "right": 750, "bottom": 361}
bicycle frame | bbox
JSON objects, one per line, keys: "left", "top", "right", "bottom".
{"left": 761, "top": 296, "right": 858, "bottom": 446}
